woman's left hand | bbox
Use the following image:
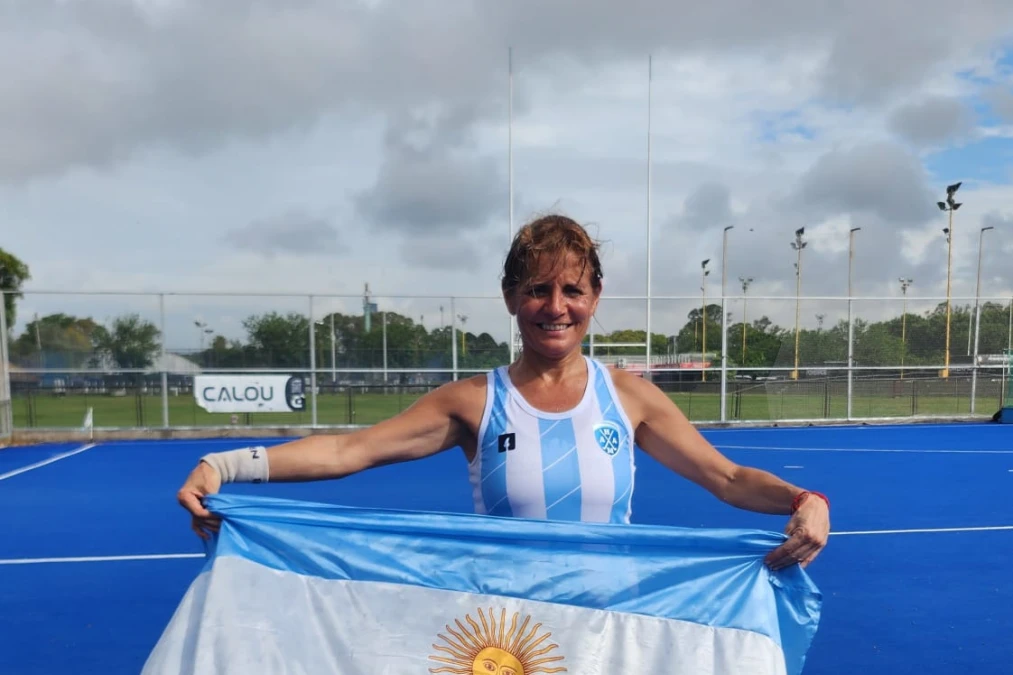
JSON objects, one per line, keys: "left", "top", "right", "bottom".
{"left": 764, "top": 494, "right": 830, "bottom": 571}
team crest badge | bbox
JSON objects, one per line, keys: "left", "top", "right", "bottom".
{"left": 593, "top": 422, "right": 622, "bottom": 456}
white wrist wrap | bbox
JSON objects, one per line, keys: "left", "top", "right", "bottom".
{"left": 200, "top": 447, "right": 270, "bottom": 484}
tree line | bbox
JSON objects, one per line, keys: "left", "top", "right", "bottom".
{"left": 7, "top": 302, "right": 1011, "bottom": 376}
{"left": 3, "top": 248, "right": 1010, "bottom": 377}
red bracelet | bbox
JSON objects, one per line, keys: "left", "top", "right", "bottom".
{"left": 791, "top": 490, "right": 829, "bottom": 514}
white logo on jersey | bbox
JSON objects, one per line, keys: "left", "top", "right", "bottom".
{"left": 593, "top": 422, "right": 621, "bottom": 456}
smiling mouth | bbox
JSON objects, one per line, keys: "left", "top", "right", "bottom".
{"left": 537, "top": 323, "right": 571, "bottom": 332}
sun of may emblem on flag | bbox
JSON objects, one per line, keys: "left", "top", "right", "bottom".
{"left": 429, "top": 607, "right": 567, "bottom": 674}
{"left": 593, "top": 422, "right": 621, "bottom": 456}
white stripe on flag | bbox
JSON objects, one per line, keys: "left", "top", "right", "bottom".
{"left": 143, "top": 556, "right": 787, "bottom": 675}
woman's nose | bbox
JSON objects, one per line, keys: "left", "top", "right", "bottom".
{"left": 545, "top": 289, "right": 565, "bottom": 314}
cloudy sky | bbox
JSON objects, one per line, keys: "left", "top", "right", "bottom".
{"left": 4, "top": 0, "right": 1013, "bottom": 350}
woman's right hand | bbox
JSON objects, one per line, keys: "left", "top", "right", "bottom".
{"left": 177, "top": 462, "right": 223, "bottom": 540}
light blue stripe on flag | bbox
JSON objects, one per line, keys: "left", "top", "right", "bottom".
{"left": 144, "top": 495, "right": 823, "bottom": 675}
{"left": 593, "top": 361, "right": 633, "bottom": 523}
{"left": 480, "top": 369, "right": 512, "bottom": 517}
{"left": 539, "top": 417, "right": 582, "bottom": 520}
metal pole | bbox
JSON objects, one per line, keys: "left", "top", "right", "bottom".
{"left": 330, "top": 313, "right": 336, "bottom": 384}
{"left": 720, "top": 302, "right": 728, "bottom": 422}
{"left": 971, "top": 302, "right": 982, "bottom": 414}
{"left": 742, "top": 291, "right": 747, "bottom": 364}
{"left": 720, "top": 226, "right": 732, "bottom": 422}
{"left": 901, "top": 296, "right": 907, "bottom": 379}
{"left": 740, "top": 277, "right": 752, "bottom": 365}
{"left": 382, "top": 311, "right": 388, "bottom": 383}
{"left": 944, "top": 208, "right": 954, "bottom": 378}
{"left": 793, "top": 246, "right": 802, "bottom": 380}
{"left": 701, "top": 262, "right": 707, "bottom": 382}
{"left": 645, "top": 54, "right": 653, "bottom": 379}
{"left": 309, "top": 295, "right": 317, "bottom": 426}
{"left": 791, "top": 228, "right": 806, "bottom": 380}
{"left": 451, "top": 297, "right": 458, "bottom": 381}
{"left": 847, "top": 227, "right": 859, "bottom": 419}
{"left": 973, "top": 226, "right": 993, "bottom": 352}
{"left": 508, "top": 47, "right": 516, "bottom": 365}
{"left": 159, "top": 294, "right": 168, "bottom": 428}
{"left": 900, "top": 280, "right": 910, "bottom": 379}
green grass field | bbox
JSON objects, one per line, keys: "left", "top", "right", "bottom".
{"left": 10, "top": 384, "right": 1004, "bottom": 429}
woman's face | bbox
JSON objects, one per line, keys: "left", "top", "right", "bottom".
{"left": 505, "top": 252, "right": 600, "bottom": 362}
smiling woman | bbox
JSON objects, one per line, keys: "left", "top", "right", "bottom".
{"left": 501, "top": 214, "right": 603, "bottom": 368}
{"left": 181, "top": 212, "right": 831, "bottom": 571}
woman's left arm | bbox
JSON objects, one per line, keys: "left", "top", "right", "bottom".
{"left": 614, "top": 370, "right": 830, "bottom": 569}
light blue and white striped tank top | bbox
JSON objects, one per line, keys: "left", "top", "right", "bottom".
{"left": 468, "top": 356, "right": 637, "bottom": 524}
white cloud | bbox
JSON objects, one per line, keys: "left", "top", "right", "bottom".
{"left": 4, "top": 1, "right": 1013, "bottom": 345}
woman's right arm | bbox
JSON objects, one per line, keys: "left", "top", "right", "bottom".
{"left": 177, "top": 376, "right": 482, "bottom": 535}
{"left": 265, "top": 378, "right": 476, "bottom": 481}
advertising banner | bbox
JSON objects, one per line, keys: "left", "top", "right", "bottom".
{"left": 194, "top": 375, "right": 306, "bottom": 413}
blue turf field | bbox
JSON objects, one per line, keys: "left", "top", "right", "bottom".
{"left": 1, "top": 423, "right": 1011, "bottom": 673}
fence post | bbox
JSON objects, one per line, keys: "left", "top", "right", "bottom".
{"left": 159, "top": 293, "right": 169, "bottom": 428}
{"left": 309, "top": 295, "right": 317, "bottom": 426}
{"left": 971, "top": 302, "right": 982, "bottom": 414}
{"left": 720, "top": 293, "right": 728, "bottom": 422}
{"left": 847, "top": 297, "right": 854, "bottom": 420}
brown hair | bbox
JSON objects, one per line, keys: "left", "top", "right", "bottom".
{"left": 501, "top": 214, "right": 604, "bottom": 296}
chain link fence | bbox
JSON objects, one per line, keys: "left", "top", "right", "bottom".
{"left": 3, "top": 290, "right": 1012, "bottom": 435}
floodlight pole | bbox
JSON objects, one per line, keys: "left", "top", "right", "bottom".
{"left": 720, "top": 225, "right": 733, "bottom": 421}
{"left": 645, "top": 55, "right": 653, "bottom": 379}
{"left": 701, "top": 259, "right": 710, "bottom": 382}
{"left": 899, "top": 278, "right": 913, "bottom": 379}
{"left": 739, "top": 276, "right": 753, "bottom": 364}
{"left": 937, "top": 182, "right": 962, "bottom": 379}
{"left": 936, "top": 182, "right": 960, "bottom": 372}
{"left": 382, "top": 311, "right": 388, "bottom": 384}
{"left": 791, "top": 228, "right": 807, "bottom": 380}
{"left": 847, "top": 226, "right": 860, "bottom": 419}
{"left": 971, "top": 226, "right": 994, "bottom": 413}
{"left": 973, "top": 226, "right": 993, "bottom": 332}
{"left": 944, "top": 206, "right": 953, "bottom": 378}
{"left": 508, "top": 47, "right": 516, "bottom": 364}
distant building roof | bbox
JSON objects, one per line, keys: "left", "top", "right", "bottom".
{"left": 145, "top": 353, "right": 202, "bottom": 375}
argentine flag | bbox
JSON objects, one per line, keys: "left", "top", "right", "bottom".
{"left": 144, "top": 494, "right": 822, "bottom": 674}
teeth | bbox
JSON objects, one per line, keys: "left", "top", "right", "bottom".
{"left": 540, "top": 323, "right": 568, "bottom": 330}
